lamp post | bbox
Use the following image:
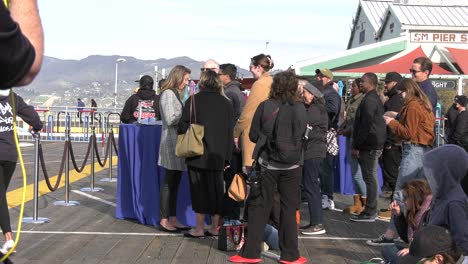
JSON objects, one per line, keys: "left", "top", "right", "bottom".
{"left": 114, "top": 58, "right": 126, "bottom": 108}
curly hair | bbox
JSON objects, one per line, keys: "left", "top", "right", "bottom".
{"left": 269, "top": 71, "right": 299, "bottom": 103}
{"left": 402, "top": 179, "right": 432, "bottom": 229}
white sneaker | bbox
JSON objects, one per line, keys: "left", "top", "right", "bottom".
{"left": 0, "top": 240, "right": 14, "bottom": 254}
{"left": 327, "top": 199, "right": 335, "bottom": 210}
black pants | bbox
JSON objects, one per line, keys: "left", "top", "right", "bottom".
{"left": 381, "top": 145, "right": 401, "bottom": 192}
{"left": 319, "top": 154, "right": 335, "bottom": 199}
{"left": 0, "top": 161, "right": 16, "bottom": 235}
{"left": 159, "top": 169, "right": 182, "bottom": 219}
{"left": 188, "top": 166, "right": 224, "bottom": 215}
{"left": 303, "top": 158, "right": 324, "bottom": 225}
{"left": 358, "top": 149, "right": 382, "bottom": 216}
{"left": 223, "top": 151, "right": 243, "bottom": 220}
{"left": 240, "top": 167, "right": 301, "bottom": 261}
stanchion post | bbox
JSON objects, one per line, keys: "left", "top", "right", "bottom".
{"left": 23, "top": 132, "right": 49, "bottom": 223}
{"left": 54, "top": 127, "right": 80, "bottom": 206}
{"left": 101, "top": 125, "right": 116, "bottom": 182}
{"left": 81, "top": 126, "right": 103, "bottom": 192}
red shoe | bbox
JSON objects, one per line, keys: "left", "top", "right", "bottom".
{"left": 279, "top": 256, "right": 307, "bottom": 264}
{"left": 228, "top": 254, "right": 262, "bottom": 263}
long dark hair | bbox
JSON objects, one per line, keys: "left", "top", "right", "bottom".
{"left": 269, "top": 71, "right": 300, "bottom": 103}
{"left": 402, "top": 179, "right": 432, "bottom": 229}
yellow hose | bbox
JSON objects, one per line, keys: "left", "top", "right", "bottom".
{"left": 0, "top": 89, "right": 27, "bottom": 262}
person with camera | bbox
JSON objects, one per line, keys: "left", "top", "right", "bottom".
{"left": 298, "top": 79, "right": 329, "bottom": 236}
{"left": 229, "top": 71, "right": 307, "bottom": 264}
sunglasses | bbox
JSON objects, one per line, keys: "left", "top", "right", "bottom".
{"left": 201, "top": 67, "right": 217, "bottom": 72}
{"left": 409, "top": 69, "right": 423, "bottom": 74}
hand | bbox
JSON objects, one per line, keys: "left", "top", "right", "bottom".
{"left": 397, "top": 248, "right": 409, "bottom": 257}
{"left": 351, "top": 149, "right": 360, "bottom": 159}
{"left": 383, "top": 115, "right": 394, "bottom": 125}
{"left": 234, "top": 137, "right": 239, "bottom": 151}
{"left": 389, "top": 200, "right": 401, "bottom": 216}
{"left": 384, "top": 111, "right": 398, "bottom": 118}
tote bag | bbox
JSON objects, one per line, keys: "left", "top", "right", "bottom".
{"left": 175, "top": 95, "right": 204, "bottom": 157}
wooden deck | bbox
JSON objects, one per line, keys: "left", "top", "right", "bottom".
{"left": 4, "top": 141, "right": 391, "bottom": 264}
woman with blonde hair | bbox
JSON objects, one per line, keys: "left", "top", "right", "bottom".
{"left": 158, "top": 65, "right": 191, "bottom": 232}
{"left": 178, "top": 70, "right": 233, "bottom": 237}
{"left": 233, "top": 54, "right": 274, "bottom": 173}
{"left": 369, "top": 78, "right": 434, "bottom": 246}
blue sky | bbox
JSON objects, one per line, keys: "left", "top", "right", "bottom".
{"left": 38, "top": 0, "right": 360, "bottom": 70}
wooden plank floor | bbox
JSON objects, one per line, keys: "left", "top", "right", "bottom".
{"left": 4, "top": 141, "right": 391, "bottom": 264}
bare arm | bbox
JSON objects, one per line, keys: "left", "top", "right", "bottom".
{"left": 9, "top": 0, "right": 44, "bottom": 86}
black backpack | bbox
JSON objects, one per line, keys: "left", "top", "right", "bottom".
{"left": 267, "top": 100, "right": 306, "bottom": 164}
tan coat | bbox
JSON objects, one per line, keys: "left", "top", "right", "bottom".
{"left": 234, "top": 72, "right": 272, "bottom": 166}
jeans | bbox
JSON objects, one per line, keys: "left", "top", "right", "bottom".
{"left": 319, "top": 154, "right": 335, "bottom": 200}
{"left": 346, "top": 138, "right": 366, "bottom": 196}
{"left": 393, "top": 144, "right": 430, "bottom": 203}
{"left": 263, "top": 224, "right": 279, "bottom": 250}
{"left": 302, "top": 158, "right": 324, "bottom": 225}
{"left": 382, "top": 244, "right": 405, "bottom": 264}
{"left": 357, "top": 149, "right": 382, "bottom": 216}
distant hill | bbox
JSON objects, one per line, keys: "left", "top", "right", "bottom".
{"left": 17, "top": 55, "right": 252, "bottom": 107}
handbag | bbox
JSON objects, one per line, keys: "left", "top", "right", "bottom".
{"left": 326, "top": 128, "right": 339, "bottom": 156}
{"left": 228, "top": 174, "right": 247, "bottom": 202}
{"left": 217, "top": 224, "right": 245, "bottom": 251}
{"left": 175, "top": 95, "right": 204, "bottom": 158}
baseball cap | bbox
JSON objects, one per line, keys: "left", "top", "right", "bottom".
{"left": 398, "top": 225, "right": 455, "bottom": 264}
{"left": 455, "top": 95, "right": 467, "bottom": 107}
{"left": 315, "top": 68, "right": 334, "bottom": 80}
{"left": 382, "top": 72, "right": 402, "bottom": 83}
{"left": 303, "top": 81, "right": 323, "bottom": 98}
{"left": 135, "top": 75, "right": 154, "bottom": 90}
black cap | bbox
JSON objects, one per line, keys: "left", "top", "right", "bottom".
{"left": 303, "top": 81, "right": 323, "bottom": 98}
{"left": 135, "top": 75, "right": 154, "bottom": 90}
{"left": 455, "top": 95, "right": 467, "bottom": 107}
{"left": 398, "top": 225, "right": 454, "bottom": 264}
{"left": 383, "top": 72, "right": 403, "bottom": 83}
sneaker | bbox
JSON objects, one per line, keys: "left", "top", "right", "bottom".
{"left": 360, "top": 257, "right": 385, "bottom": 264}
{"left": 366, "top": 234, "right": 395, "bottom": 246}
{"left": 327, "top": 199, "right": 335, "bottom": 210}
{"left": 0, "top": 240, "right": 14, "bottom": 254}
{"left": 350, "top": 212, "right": 376, "bottom": 222}
{"left": 301, "top": 224, "right": 326, "bottom": 235}
{"left": 377, "top": 210, "right": 391, "bottom": 220}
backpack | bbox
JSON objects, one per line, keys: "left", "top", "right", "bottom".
{"left": 267, "top": 100, "right": 306, "bottom": 164}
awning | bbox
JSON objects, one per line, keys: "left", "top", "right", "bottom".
{"left": 337, "top": 46, "right": 453, "bottom": 75}
{"left": 446, "top": 47, "right": 468, "bottom": 74}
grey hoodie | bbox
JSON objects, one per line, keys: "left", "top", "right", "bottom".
{"left": 423, "top": 144, "right": 468, "bottom": 255}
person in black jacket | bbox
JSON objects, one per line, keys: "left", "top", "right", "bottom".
{"left": 444, "top": 96, "right": 460, "bottom": 140}
{"left": 0, "top": 89, "right": 42, "bottom": 254}
{"left": 0, "top": 0, "right": 43, "bottom": 89}
{"left": 229, "top": 71, "right": 307, "bottom": 264}
{"left": 448, "top": 95, "right": 468, "bottom": 152}
{"left": 298, "top": 80, "right": 329, "bottom": 236}
{"left": 120, "top": 75, "right": 160, "bottom": 123}
{"left": 178, "top": 70, "right": 233, "bottom": 238}
{"left": 350, "top": 72, "right": 386, "bottom": 222}
{"left": 380, "top": 72, "right": 404, "bottom": 199}
{"left": 315, "top": 68, "right": 341, "bottom": 210}
{"left": 219, "top": 63, "right": 246, "bottom": 221}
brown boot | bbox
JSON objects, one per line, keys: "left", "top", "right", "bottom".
{"left": 343, "top": 195, "right": 364, "bottom": 215}
{"left": 360, "top": 197, "right": 367, "bottom": 213}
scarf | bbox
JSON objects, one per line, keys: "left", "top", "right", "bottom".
{"left": 408, "top": 194, "right": 433, "bottom": 241}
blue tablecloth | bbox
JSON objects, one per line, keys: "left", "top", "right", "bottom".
{"left": 115, "top": 124, "right": 196, "bottom": 226}
{"left": 335, "top": 136, "right": 384, "bottom": 195}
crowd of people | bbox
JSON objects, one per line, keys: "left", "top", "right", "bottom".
{"left": 116, "top": 54, "right": 467, "bottom": 264}
{"left": 1, "top": 0, "right": 467, "bottom": 262}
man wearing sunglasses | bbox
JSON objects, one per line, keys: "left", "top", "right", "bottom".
{"left": 410, "top": 57, "right": 438, "bottom": 115}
